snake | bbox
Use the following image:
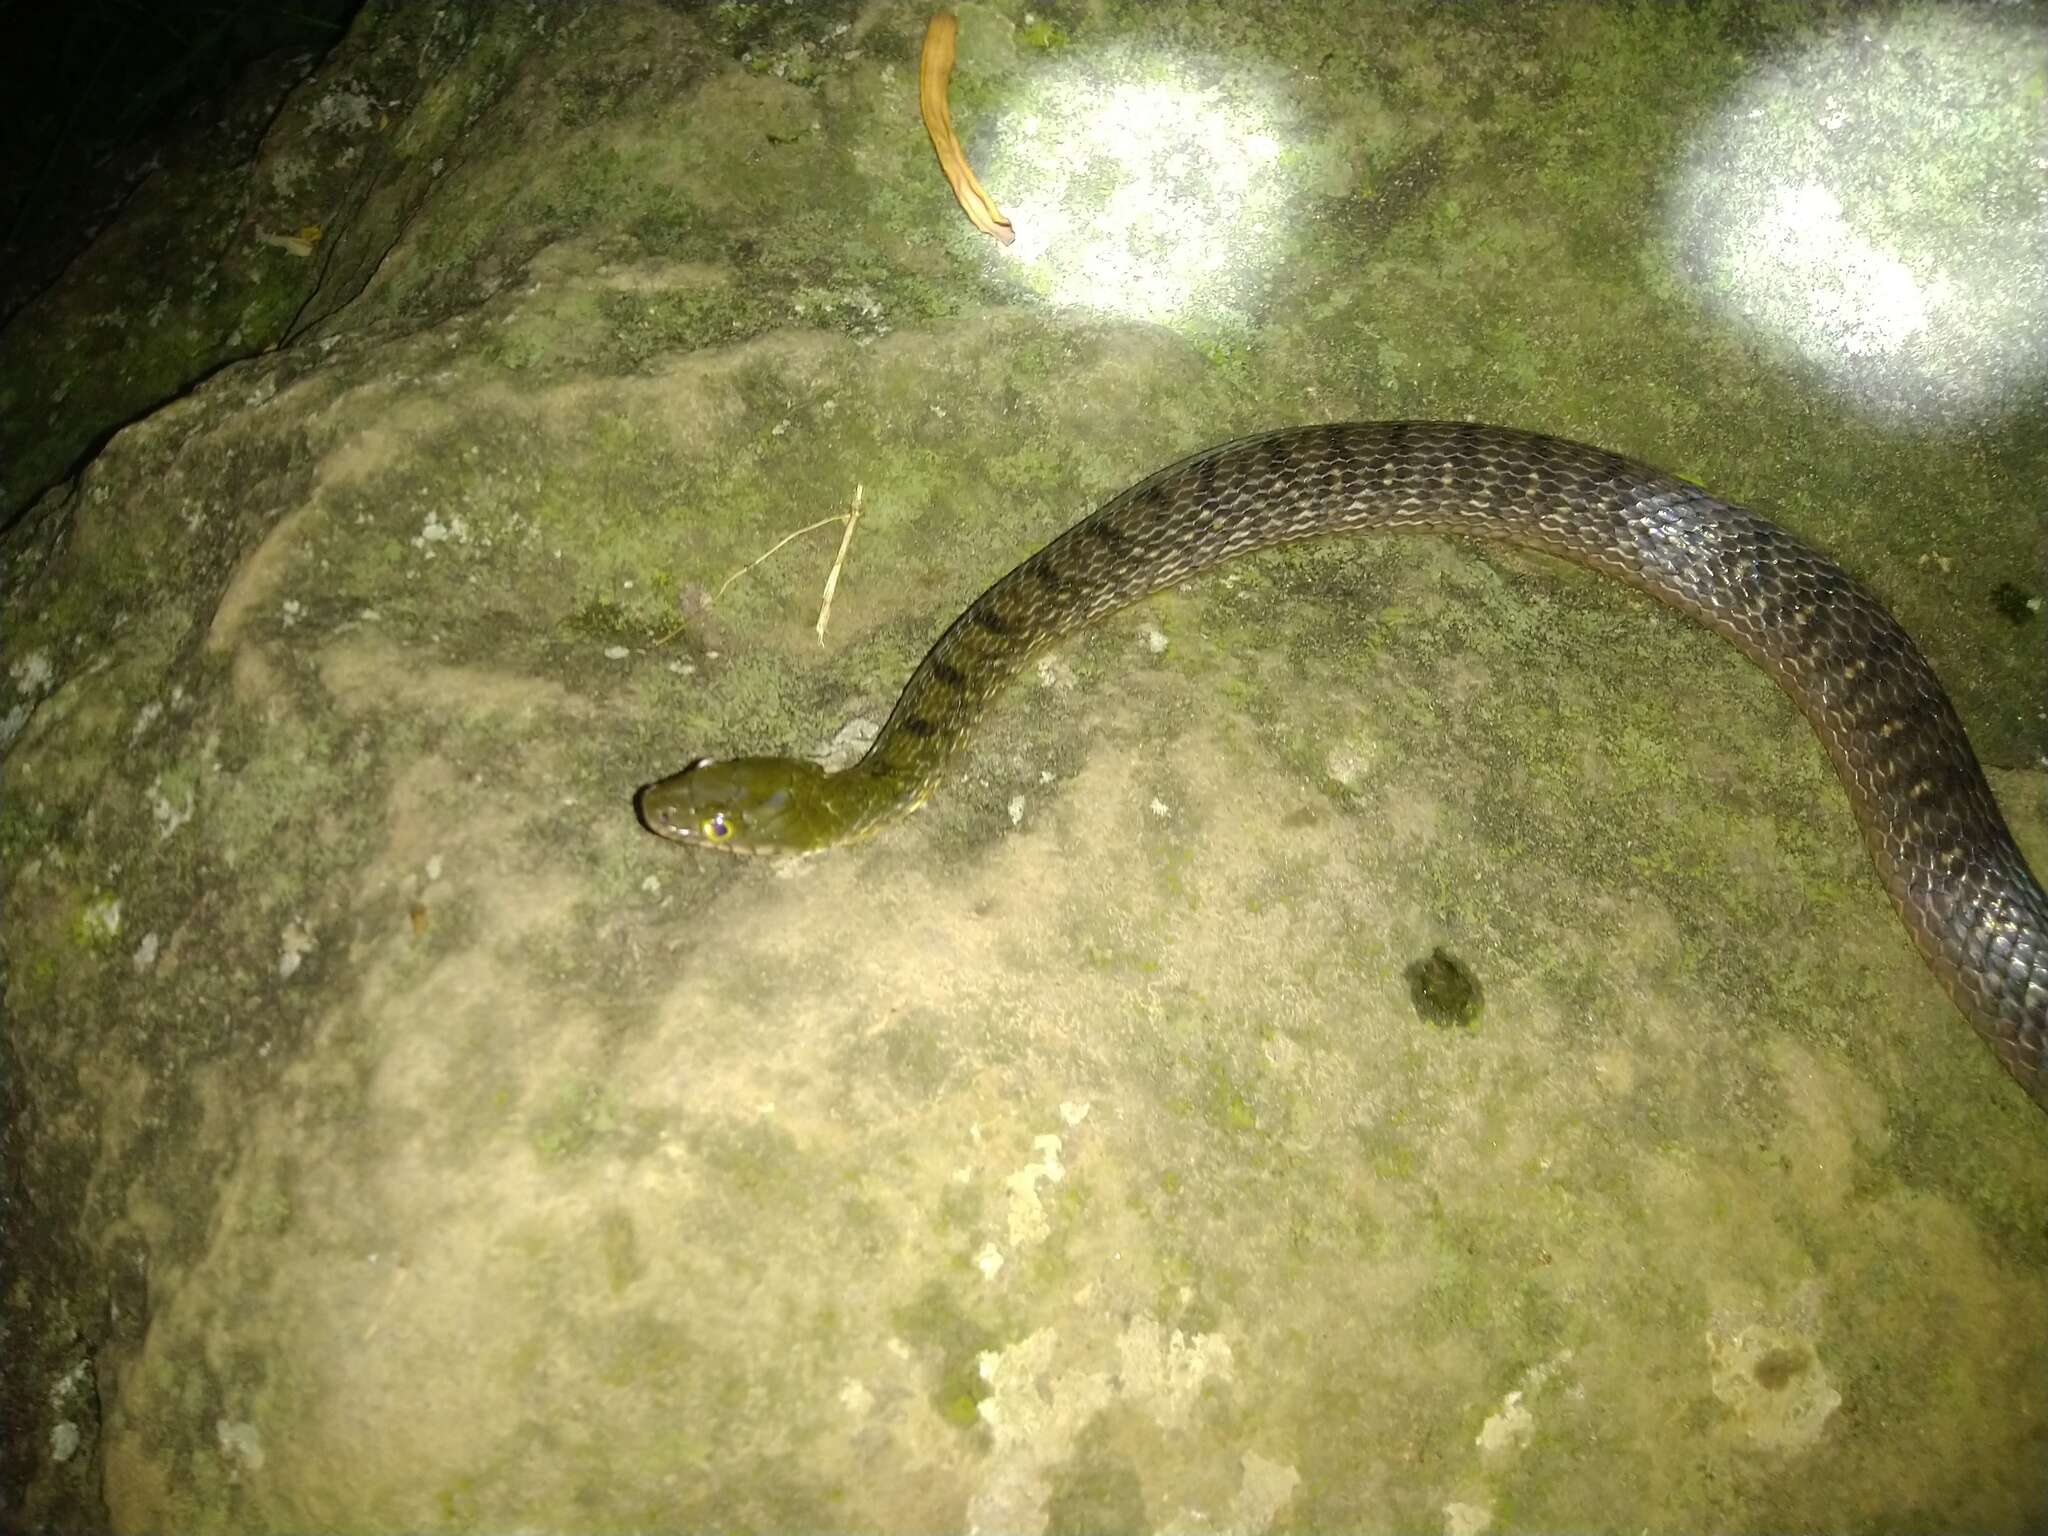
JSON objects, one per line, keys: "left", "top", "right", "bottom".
{"left": 638, "top": 421, "right": 2047, "bottom": 1113}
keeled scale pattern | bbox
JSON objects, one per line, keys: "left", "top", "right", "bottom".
{"left": 853, "top": 422, "right": 2045, "bottom": 1110}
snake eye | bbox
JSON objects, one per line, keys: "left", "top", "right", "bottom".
{"left": 703, "top": 811, "right": 733, "bottom": 843}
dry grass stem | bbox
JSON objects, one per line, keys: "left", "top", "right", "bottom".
{"left": 815, "top": 484, "right": 864, "bottom": 645}
{"left": 711, "top": 516, "right": 848, "bottom": 601}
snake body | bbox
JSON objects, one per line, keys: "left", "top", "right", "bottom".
{"left": 639, "top": 422, "right": 2047, "bottom": 1111}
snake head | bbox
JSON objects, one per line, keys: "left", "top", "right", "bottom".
{"left": 636, "top": 755, "right": 837, "bottom": 855}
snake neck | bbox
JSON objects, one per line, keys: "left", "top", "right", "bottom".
{"left": 846, "top": 680, "right": 1001, "bottom": 833}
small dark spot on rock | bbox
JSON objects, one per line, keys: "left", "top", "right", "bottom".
{"left": 1753, "top": 1345, "right": 1809, "bottom": 1391}
{"left": 1406, "top": 946, "right": 1483, "bottom": 1028}
{"left": 1989, "top": 581, "right": 2037, "bottom": 626}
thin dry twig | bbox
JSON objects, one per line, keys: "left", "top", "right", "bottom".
{"left": 919, "top": 12, "right": 1014, "bottom": 244}
{"left": 662, "top": 485, "right": 867, "bottom": 649}
{"left": 712, "top": 515, "right": 846, "bottom": 601}
{"left": 654, "top": 513, "right": 846, "bottom": 647}
{"left": 815, "top": 484, "right": 864, "bottom": 645}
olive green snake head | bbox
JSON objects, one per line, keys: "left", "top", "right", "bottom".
{"left": 637, "top": 756, "right": 846, "bottom": 855}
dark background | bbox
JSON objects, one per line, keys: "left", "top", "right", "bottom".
{"left": 0, "top": 0, "right": 366, "bottom": 324}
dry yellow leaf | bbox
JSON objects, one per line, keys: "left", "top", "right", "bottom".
{"left": 919, "top": 13, "right": 1014, "bottom": 244}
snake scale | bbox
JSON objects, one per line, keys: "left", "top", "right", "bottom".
{"left": 639, "top": 421, "right": 2047, "bottom": 1112}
